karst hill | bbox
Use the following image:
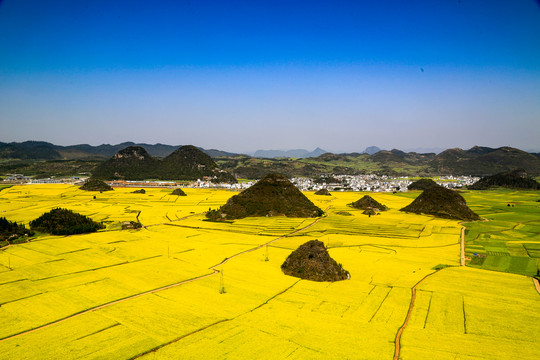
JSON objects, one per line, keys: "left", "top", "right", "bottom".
{"left": 91, "top": 145, "right": 236, "bottom": 182}
{"left": 206, "top": 173, "right": 323, "bottom": 220}
{"left": 468, "top": 169, "right": 540, "bottom": 190}
{"left": 281, "top": 240, "right": 349, "bottom": 282}
{"left": 350, "top": 195, "right": 388, "bottom": 212}
{"left": 314, "top": 188, "right": 331, "bottom": 196}
{"left": 400, "top": 186, "right": 480, "bottom": 221}
{"left": 407, "top": 178, "right": 439, "bottom": 191}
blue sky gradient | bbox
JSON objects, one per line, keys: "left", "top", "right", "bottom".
{"left": 1, "top": 0, "right": 539, "bottom": 152}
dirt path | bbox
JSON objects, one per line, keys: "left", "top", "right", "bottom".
{"left": 460, "top": 226, "right": 465, "bottom": 266}
{"left": 0, "top": 211, "right": 327, "bottom": 344}
{"left": 533, "top": 277, "right": 540, "bottom": 295}
{"left": 393, "top": 269, "right": 441, "bottom": 360}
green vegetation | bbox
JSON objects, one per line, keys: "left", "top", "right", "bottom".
{"left": 207, "top": 173, "right": 323, "bottom": 220}
{"left": 469, "top": 169, "right": 540, "bottom": 190}
{"left": 401, "top": 187, "right": 480, "bottom": 221}
{"left": 0, "top": 159, "right": 99, "bottom": 178}
{"left": 131, "top": 189, "right": 146, "bottom": 194}
{"left": 80, "top": 179, "right": 113, "bottom": 191}
{"left": 29, "top": 208, "right": 105, "bottom": 235}
{"left": 92, "top": 145, "right": 236, "bottom": 182}
{"left": 217, "top": 145, "right": 540, "bottom": 178}
{"left": 0, "top": 217, "right": 34, "bottom": 247}
{"left": 463, "top": 189, "right": 540, "bottom": 277}
{"left": 0, "top": 184, "right": 13, "bottom": 191}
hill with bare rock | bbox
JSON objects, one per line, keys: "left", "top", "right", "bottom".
{"left": 350, "top": 195, "right": 388, "bottom": 211}
{"left": 281, "top": 240, "right": 349, "bottom": 282}
{"left": 408, "top": 178, "right": 440, "bottom": 190}
{"left": 206, "top": 173, "right": 323, "bottom": 220}
{"left": 90, "top": 145, "right": 236, "bottom": 182}
{"left": 90, "top": 146, "right": 160, "bottom": 180}
{"left": 400, "top": 186, "right": 480, "bottom": 221}
{"left": 468, "top": 169, "right": 540, "bottom": 190}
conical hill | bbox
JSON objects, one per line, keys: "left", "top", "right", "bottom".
{"left": 91, "top": 146, "right": 159, "bottom": 180}
{"left": 407, "top": 178, "right": 439, "bottom": 191}
{"left": 350, "top": 195, "right": 387, "bottom": 211}
{"left": 206, "top": 173, "right": 323, "bottom": 220}
{"left": 314, "top": 188, "right": 331, "bottom": 196}
{"left": 400, "top": 186, "right": 480, "bottom": 221}
{"left": 91, "top": 145, "right": 236, "bottom": 182}
{"left": 161, "top": 145, "right": 235, "bottom": 182}
{"left": 281, "top": 240, "right": 349, "bottom": 282}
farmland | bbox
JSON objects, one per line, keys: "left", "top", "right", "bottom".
{"left": 0, "top": 185, "right": 538, "bottom": 359}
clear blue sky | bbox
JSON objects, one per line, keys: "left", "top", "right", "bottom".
{"left": 1, "top": 0, "right": 539, "bottom": 153}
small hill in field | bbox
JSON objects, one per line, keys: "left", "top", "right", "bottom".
{"left": 0, "top": 217, "right": 34, "bottom": 246}
{"left": 468, "top": 169, "right": 540, "bottom": 190}
{"left": 350, "top": 195, "right": 388, "bottom": 211}
{"left": 314, "top": 188, "right": 331, "bottom": 196}
{"left": 400, "top": 186, "right": 480, "bottom": 221}
{"left": 281, "top": 240, "right": 349, "bottom": 282}
{"left": 30, "top": 208, "right": 105, "bottom": 235}
{"left": 171, "top": 188, "right": 187, "bottom": 196}
{"left": 79, "top": 179, "right": 113, "bottom": 192}
{"left": 408, "top": 178, "right": 440, "bottom": 191}
{"left": 131, "top": 189, "right": 146, "bottom": 194}
{"left": 206, "top": 173, "right": 323, "bottom": 220}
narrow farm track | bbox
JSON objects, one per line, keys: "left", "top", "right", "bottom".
{"left": 393, "top": 269, "right": 442, "bottom": 360}
{"left": 0, "top": 212, "right": 327, "bottom": 344}
{"left": 533, "top": 277, "right": 540, "bottom": 295}
{"left": 460, "top": 226, "right": 466, "bottom": 266}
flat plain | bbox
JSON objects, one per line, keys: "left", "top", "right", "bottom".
{"left": 0, "top": 185, "right": 538, "bottom": 359}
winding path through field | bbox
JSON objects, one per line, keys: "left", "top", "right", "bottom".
{"left": 393, "top": 269, "right": 442, "bottom": 360}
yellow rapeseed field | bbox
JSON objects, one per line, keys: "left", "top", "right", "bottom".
{"left": 0, "top": 185, "right": 538, "bottom": 359}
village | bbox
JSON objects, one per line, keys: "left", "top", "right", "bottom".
{"left": 1, "top": 173, "right": 479, "bottom": 192}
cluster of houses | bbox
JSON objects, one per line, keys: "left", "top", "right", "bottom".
{"left": 292, "top": 175, "right": 480, "bottom": 192}
{"left": 2, "top": 173, "right": 479, "bottom": 192}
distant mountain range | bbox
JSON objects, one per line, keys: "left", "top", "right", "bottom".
{"left": 0, "top": 141, "right": 237, "bottom": 160}
{"left": 1, "top": 141, "right": 539, "bottom": 178}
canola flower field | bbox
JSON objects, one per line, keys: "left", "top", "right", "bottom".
{"left": 0, "top": 185, "right": 538, "bottom": 359}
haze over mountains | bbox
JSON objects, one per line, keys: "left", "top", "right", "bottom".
{"left": 1, "top": 141, "right": 539, "bottom": 178}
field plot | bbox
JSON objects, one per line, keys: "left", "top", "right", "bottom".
{"left": 462, "top": 189, "right": 540, "bottom": 276}
{"left": 0, "top": 186, "right": 539, "bottom": 359}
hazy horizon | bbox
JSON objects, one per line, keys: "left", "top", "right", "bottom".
{"left": 1, "top": 1, "right": 539, "bottom": 153}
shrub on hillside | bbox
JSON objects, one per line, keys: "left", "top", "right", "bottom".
{"left": 0, "top": 217, "right": 34, "bottom": 245}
